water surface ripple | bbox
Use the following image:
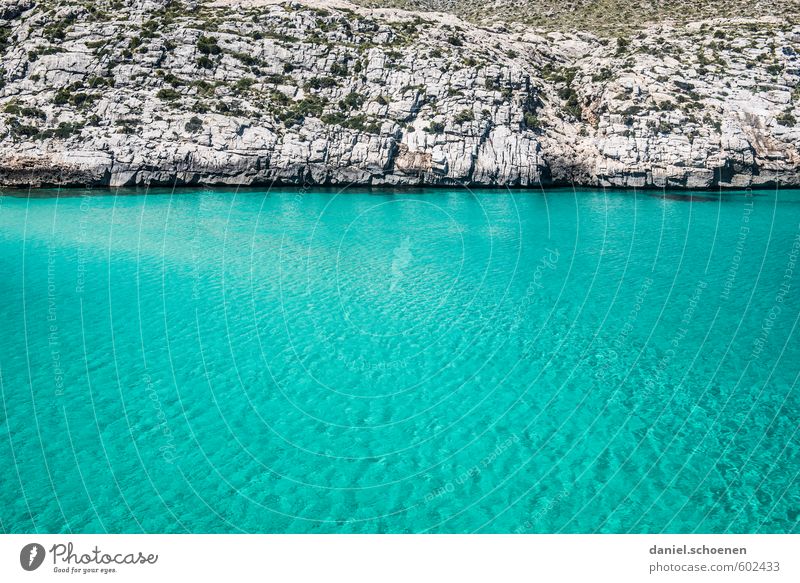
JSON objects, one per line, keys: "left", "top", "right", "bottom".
{"left": 0, "top": 187, "right": 798, "bottom": 533}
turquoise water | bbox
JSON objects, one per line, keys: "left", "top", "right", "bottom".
{"left": 1, "top": 186, "right": 798, "bottom": 534}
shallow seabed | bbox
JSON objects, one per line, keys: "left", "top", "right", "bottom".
{"left": 1, "top": 186, "right": 798, "bottom": 533}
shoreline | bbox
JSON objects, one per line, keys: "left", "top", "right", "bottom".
{"left": 1, "top": 181, "right": 793, "bottom": 197}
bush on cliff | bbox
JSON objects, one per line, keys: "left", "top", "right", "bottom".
{"left": 156, "top": 88, "right": 181, "bottom": 101}
{"left": 453, "top": 109, "right": 474, "bottom": 124}
{"left": 197, "top": 35, "right": 221, "bottom": 55}
{"left": 523, "top": 111, "right": 541, "bottom": 130}
{"left": 424, "top": 121, "right": 445, "bottom": 134}
{"left": 776, "top": 110, "right": 796, "bottom": 126}
{"left": 185, "top": 116, "right": 204, "bottom": 133}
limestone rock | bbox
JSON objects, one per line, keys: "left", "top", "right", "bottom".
{"left": 0, "top": 1, "right": 797, "bottom": 189}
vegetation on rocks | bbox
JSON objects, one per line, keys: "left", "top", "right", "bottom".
{"left": 0, "top": 0, "right": 796, "bottom": 189}
{"left": 353, "top": 0, "right": 799, "bottom": 36}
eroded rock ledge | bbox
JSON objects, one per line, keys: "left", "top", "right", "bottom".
{"left": 0, "top": 0, "right": 798, "bottom": 189}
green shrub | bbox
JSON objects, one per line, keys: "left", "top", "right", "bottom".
{"left": 321, "top": 111, "right": 346, "bottom": 125}
{"left": 399, "top": 84, "right": 423, "bottom": 94}
{"left": 197, "top": 35, "right": 221, "bottom": 55}
{"left": 161, "top": 72, "right": 185, "bottom": 87}
{"left": 86, "top": 75, "right": 114, "bottom": 88}
{"left": 330, "top": 62, "right": 348, "bottom": 76}
{"left": 70, "top": 92, "right": 95, "bottom": 107}
{"left": 53, "top": 88, "right": 71, "bottom": 105}
{"left": 21, "top": 106, "right": 46, "bottom": 120}
{"left": 156, "top": 88, "right": 181, "bottom": 101}
{"left": 305, "top": 77, "right": 338, "bottom": 90}
{"left": 185, "top": 116, "right": 203, "bottom": 133}
{"left": 40, "top": 44, "right": 65, "bottom": 56}
{"left": 278, "top": 95, "right": 329, "bottom": 126}
{"left": 230, "top": 51, "right": 262, "bottom": 67}
{"left": 42, "top": 122, "right": 84, "bottom": 139}
{"left": 142, "top": 18, "right": 160, "bottom": 35}
{"left": 558, "top": 86, "right": 575, "bottom": 100}
{"left": 453, "top": 109, "right": 474, "bottom": 124}
{"left": 53, "top": 87, "right": 100, "bottom": 108}
{"left": 592, "top": 68, "right": 613, "bottom": 82}
{"left": 43, "top": 14, "right": 76, "bottom": 42}
{"left": 233, "top": 78, "right": 256, "bottom": 93}
{"left": 7, "top": 118, "right": 40, "bottom": 138}
{"left": 115, "top": 119, "right": 140, "bottom": 134}
{"left": 269, "top": 90, "right": 290, "bottom": 106}
{"left": 564, "top": 95, "right": 581, "bottom": 118}
{"left": 215, "top": 100, "right": 245, "bottom": 116}
{"left": 339, "top": 91, "right": 365, "bottom": 111}
{"left": 191, "top": 80, "right": 216, "bottom": 96}
{"left": 523, "top": 111, "right": 540, "bottom": 130}
{"left": 295, "top": 95, "right": 328, "bottom": 117}
{"left": 321, "top": 112, "right": 381, "bottom": 134}
{"left": 264, "top": 74, "right": 289, "bottom": 85}
{"left": 541, "top": 65, "right": 577, "bottom": 85}
{"left": 424, "top": 121, "right": 445, "bottom": 134}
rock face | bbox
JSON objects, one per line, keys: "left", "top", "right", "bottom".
{"left": 0, "top": 0, "right": 798, "bottom": 189}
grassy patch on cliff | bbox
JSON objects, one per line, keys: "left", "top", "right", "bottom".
{"left": 352, "top": 0, "right": 799, "bottom": 35}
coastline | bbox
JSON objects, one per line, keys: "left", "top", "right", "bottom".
{"left": 1, "top": 183, "right": 794, "bottom": 199}
{"left": 0, "top": 1, "right": 797, "bottom": 192}
{"left": 1, "top": 166, "right": 798, "bottom": 191}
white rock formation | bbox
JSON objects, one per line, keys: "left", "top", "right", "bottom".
{"left": 0, "top": 0, "right": 797, "bottom": 188}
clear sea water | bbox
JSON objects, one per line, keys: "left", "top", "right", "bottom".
{"left": 1, "top": 186, "right": 798, "bottom": 534}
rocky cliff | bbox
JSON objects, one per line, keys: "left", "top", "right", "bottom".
{"left": 0, "top": 0, "right": 798, "bottom": 189}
